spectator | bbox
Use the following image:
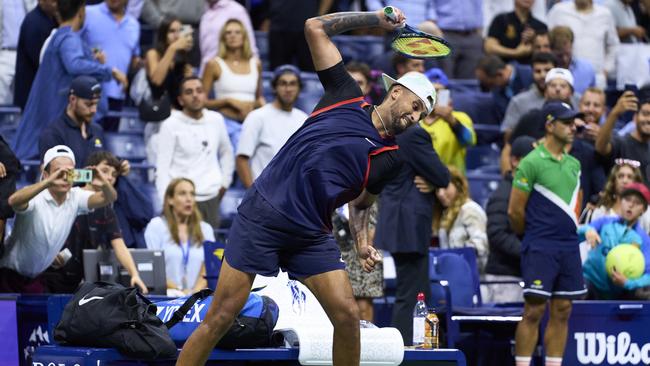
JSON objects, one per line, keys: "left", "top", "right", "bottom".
{"left": 0, "top": 145, "right": 117, "bottom": 293}
{"left": 155, "top": 76, "right": 234, "bottom": 230}
{"left": 484, "top": 136, "right": 535, "bottom": 303}
{"left": 547, "top": 0, "right": 619, "bottom": 88}
{"left": 268, "top": 0, "right": 332, "bottom": 72}
{"left": 0, "top": 136, "right": 21, "bottom": 257}
{"left": 145, "top": 177, "right": 214, "bottom": 296}
{"left": 475, "top": 55, "right": 533, "bottom": 122}
{"left": 11, "top": 0, "right": 127, "bottom": 161}
{"left": 549, "top": 26, "right": 596, "bottom": 95}
{"left": 346, "top": 61, "right": 373, "bottom": 103}
{"left": 577, "top": 87, "right": 606, "bottom": 143}
{"left": 580, "top": 182, "right": 650, "bottom": 300}
{"left": 145, "top": 16, "right": 193, "bottom": 111}
{"left": 435, "top": 166, "right": 489, "bottom": 273}
{"left": 375, "top": 123, "right": 450, "bottom": 345}
{"left": 199, "top": 0, "right": 258, "bottom": 74}
{"left": 586, "top": 159, "right": 650, "bottom": 232}
{"left": 81, "top": 0, "right": 140, "bottom": 131}
{"left": 392, "top": 53, "right": 425, "bottom": 78}
{"left": 13, "top": 0, "right": 58, "bottom": 110}
{"left": 485, "top": 0, "right": 548, "bottom": 64}
{"left": 604, "top": 0, "right": 646, "bottom": 43}
{"left": 39, "top": 151, "right": 148, "bottom": 294}
{"left": 595, "top": 92, "right": 650, "bottom": 183}
{"left": 202, "top": 19, "right": 264, "bottom": 124}
{"left": 0, "top": 0, "right": 35, "bottom": 105}
{"left": 532, "top": 30, "right": 552, "bottom": 54}
{"left": 501, "top": 52, "right": 557, "bottom": 140}
{"left": 236, "top": 65, "right": 306, "bottom": 188}
{"left": 420, "top": 68, "right": 476, "bottom": 172}
{"left": 509, "top": 101, "right": 585, "bottom": 366}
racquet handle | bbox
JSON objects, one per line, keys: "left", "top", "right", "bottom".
{"left": 383, "top": 6, "right": 405, "bottom": 28}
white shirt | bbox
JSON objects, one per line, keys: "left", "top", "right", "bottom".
{"left": 548, "top": 2, "right": 619, "bottom": 75}
{"left": 144, "top": 216, "right": 215, "bottom": 291}
{"left": 155, "top": 109, "right": 234, "bottom": 203}
{"left": 604, "top": 0, "right": 639, "bottom": 42}
{"left": 0, "top": 187, "right": 93, "bottom": 278}
{"left": 237, "top": 103, "right": 307, "bottom": 180}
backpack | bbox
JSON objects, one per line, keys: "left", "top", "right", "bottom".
{"left": 156, "top": 288, "right": 280, "bottom": 349}
{"left": 53, "top": 282, "right": 177, "bottom": 360}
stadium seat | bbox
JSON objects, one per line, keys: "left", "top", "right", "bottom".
{"left": 452, "top": 91, "right": 501, "bottom": 144}
{"left": 103, "top": 132, "right": 147, "bottom": 162}
{"left": 255, "top": 31, "right": 270, "bottom": 71}
{"left": 466, "top": 171, "right": 500, "bottom": 208}
{"left": 295, "top": 72, "right": 323, "bottom": 114}
{"left": 466, "top": 144, "right": 500, "bottom": 171}
{"left": 332, "top": 35, "right": 386, "bottom": 65}
{"left": 219, "top": 187, "right": 246, "bottom": 229}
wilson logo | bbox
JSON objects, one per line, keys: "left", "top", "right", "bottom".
{"left": 575, "top": 332, "right": 650, "bottom": 364}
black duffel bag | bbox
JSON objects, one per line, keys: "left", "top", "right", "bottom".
{"left": 54, "top": 281, "right": 177, "bottom": 360}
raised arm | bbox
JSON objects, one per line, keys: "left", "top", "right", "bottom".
{"left": 304, "top": 8, "right": 405, "bottom": 71}
{"left": 595, "top": 91, "right": 637, "bottom": 156}
{"left": 9, "top": 168, "right": 69, "bottom": 211}
{"left": 87, "top": 167, "right": 118, "bottom": 209}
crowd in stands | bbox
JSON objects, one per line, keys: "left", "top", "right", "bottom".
{"left": 3, "top": 0, "right": 650, "bottom": 347}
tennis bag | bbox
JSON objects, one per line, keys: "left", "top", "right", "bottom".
{"left": 53, "top": 281, "right": 177, "bottom": 360}
{"left": 156, "top": 288, "right": 280, "bottom": 349}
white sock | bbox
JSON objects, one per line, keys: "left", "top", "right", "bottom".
{"left": 545, "top": 356, "right": 562, "bottom": 366}
{"left": 515, "top": 356, "right": 531, "bottom": 366}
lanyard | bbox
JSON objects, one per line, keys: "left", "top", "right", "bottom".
{"left": 181, "top": 240, "right": 191, "bottom": 289}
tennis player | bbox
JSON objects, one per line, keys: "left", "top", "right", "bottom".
{"left": 177, "top": 7, "right": 437, "bottom": 366}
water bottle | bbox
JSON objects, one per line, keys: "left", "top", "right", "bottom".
{"left": 412, "top": 292, "right": 427, "bottom": 347}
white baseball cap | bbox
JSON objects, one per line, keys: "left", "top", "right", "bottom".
{"left": 43, "top": 145, "right": 75, "bottom": 168}
{"left": 545, "top": 68, "right": 574, "bottom": 89}
{"left": 382, "top": 72, "right": 437, "bottom": 114}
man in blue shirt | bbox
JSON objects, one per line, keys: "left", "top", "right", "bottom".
{"left": 13, "top": 0, "right": 58, "bottom": 109}
{"left": 12, "top": 0, "right": 127, "bottom": 161}
{"left": 177, "top": 7, "right": 436, "bottom": 366}
{"left": 549, "top": 25, "right": 596, "bottom": 95}
{"left": 82, "top": 0, "right": 140, "bottom": 131}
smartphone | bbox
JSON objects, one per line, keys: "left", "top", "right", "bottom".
{"left": 437, "top": 89, "right": 450, "bottom": 107}
{"left": 180, "top": 24, "right": 192, "bottom": 37}
{"left": 624, "top": 83, "right": 638, "bottom": 96}
{"left": 70, "top": 169, "right": 93, "bottom": 183}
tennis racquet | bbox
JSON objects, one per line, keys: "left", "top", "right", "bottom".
{"left": 384, "top": 6, "right": 452, "bottom": 59}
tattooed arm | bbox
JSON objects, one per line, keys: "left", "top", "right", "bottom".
{"left": 304, "top": 8, "right": 406, "bottom": 71}
{"left": 349, "top": 191, "right": 382, "bottom": 272}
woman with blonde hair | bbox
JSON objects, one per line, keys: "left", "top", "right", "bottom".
{"left": 202, "top": 18, "right": 265, "bottom": 124}
{"left": 587, "top": 159, "right": 650, "bottom": 232}
{"left": 145, "top": 178, "right": 215, "bottom": 295}
{"left": 435, "top": 166, "right": 489, "bottom": 272}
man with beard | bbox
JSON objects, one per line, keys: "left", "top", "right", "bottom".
{"left": 155, "top": 76, "right": 234, "bottom": 230}
{"left": 577, "top": 87, "right": 606, "bottom": 143}
{"left": 596, "top": 92, "right": 650, "bottom": 183}
{"left": 176, "top": 7, "right": 437, "bottom": 366}
{"left": 236, "top": 65, "right": 307, "bottom": 188}
{"left": 509, "top": 101, "right": 586, "bottom": 366}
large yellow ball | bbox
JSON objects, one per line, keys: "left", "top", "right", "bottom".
{"left": 605, "top": 244, "right": 646, "bottom": 280}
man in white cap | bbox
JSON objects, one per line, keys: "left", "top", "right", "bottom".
{"left": 178, "top": 6, "right": 436, "bottom": 366}
{"left": 0, "top": 145, "right": 117, "bottom": 293}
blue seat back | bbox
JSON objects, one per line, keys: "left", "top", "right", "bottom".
{"left": 429, "top": 248, "right": 482, "bottom": 308}
{"left": 203, "top": 240, "right": 226, "bottom": 289}
{"left": 104, "top": 133, "right": 147, "bottom": 162}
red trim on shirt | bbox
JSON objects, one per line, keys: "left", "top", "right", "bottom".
{"left": 362, "top": 145, "right": 400, "bottom": 189}
{"left": 309, "top": 96, "right": 366, "bottom": 118}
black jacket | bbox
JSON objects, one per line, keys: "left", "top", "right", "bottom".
{"left": 485, "top": 174, "right": 521, "bottom": 276}
{"left": 374, "top": 125, "right": 450, "bottom": 254}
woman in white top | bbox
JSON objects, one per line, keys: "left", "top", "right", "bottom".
{"left": 435, "top": 166, "right": 489, "bottom": 273}
{"left": 201, "top": 19, "right": 264, "bottom": 123}
{"left": 145, "top": 178, "right": 215, "bottom": 295}
{"left": 587, "top": 159, "right": 650, "bottom": 232}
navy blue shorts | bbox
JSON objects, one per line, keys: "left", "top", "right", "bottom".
{"left": 224, "top": 188, "right": 345, "bottom": 279}
{"left": 521, "top": 246, "right": 587, "bottom": 300}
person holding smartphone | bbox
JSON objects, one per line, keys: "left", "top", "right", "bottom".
{"left": 0, "top": 145, "right": 117, "bottom": 293}
{"left": 420, "top": 68, "right": 477, "bottom": 173}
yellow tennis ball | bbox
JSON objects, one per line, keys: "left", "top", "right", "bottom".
{"left": 605, "top": 244, "right": 646, "bottom": 280}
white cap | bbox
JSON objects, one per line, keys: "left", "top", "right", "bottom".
{"left": 382, "top": 72, "right": 437, "bottom": 114}
{"left": 43, "top": 145, "right": 75, "bottom": 168}
{"left": 545, "top": 68, "right": 574, "bottom": 89}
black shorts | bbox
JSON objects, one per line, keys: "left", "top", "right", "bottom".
{"left": 521, "top": 246, "right": 587, "bottom": 300}
{"left": 224, "top": 189, "right": 345, "bottom": 279}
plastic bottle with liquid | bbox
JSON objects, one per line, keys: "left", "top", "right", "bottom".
{"left": 412, "top": 292, "right": 427, "bottom": 347}
{"left": 423, "top": 308, "right": 440, "bottom": 349}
